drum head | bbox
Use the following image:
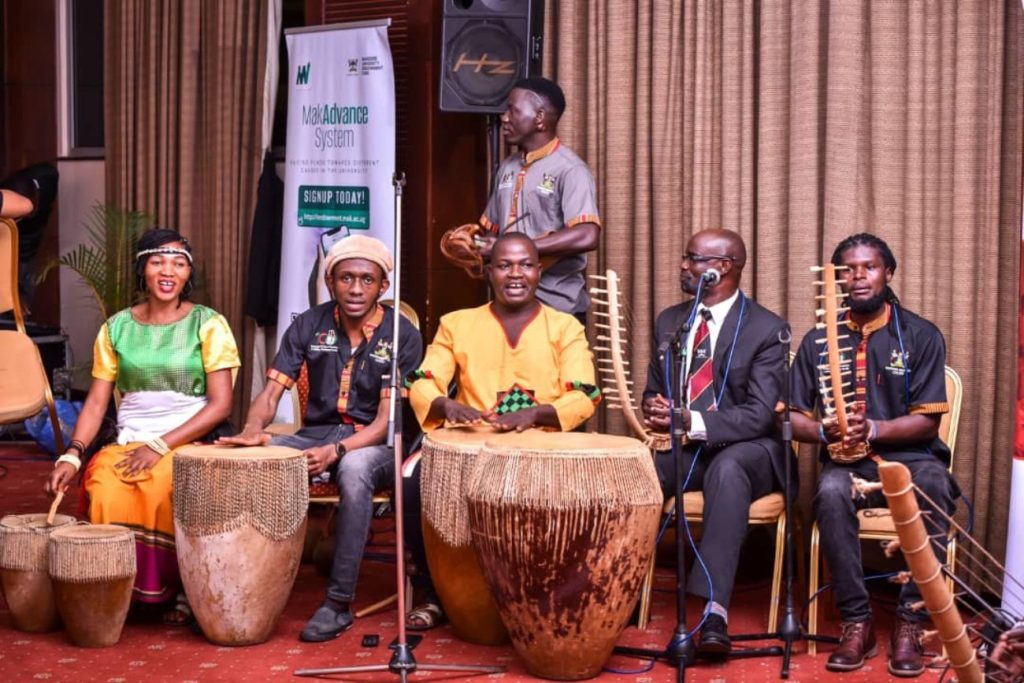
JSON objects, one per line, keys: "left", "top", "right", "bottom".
{"left": 425, "top": 425, "right": 501, "bottom": 448}
{"left": 1, "top": 513, "right": 75, "bottom": 531}
{"left": 174, "top": 444, "right": 303, "bottom": 461}
{"left": 484, "top": 430, "right": 645, "bottom": 453}
{"left": 49, "top": 524, "right": 133, "bottom": 542}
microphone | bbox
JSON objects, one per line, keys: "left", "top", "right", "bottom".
{"left": 702, "top": 268, "right": 722, "bottom": 285}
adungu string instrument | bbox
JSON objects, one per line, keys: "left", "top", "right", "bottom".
{"left": 810, "top": 263, "right": 871, "bottom": 464}
{"left": 588, "top": 270, "right": 670, "bottom": 452}
{"left": 875, "top": 460, "right": 1024, "bottom": 682}
{"left": 877, "top": 460, "right": 983, "bottom": 682}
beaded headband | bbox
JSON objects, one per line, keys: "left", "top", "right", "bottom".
{"left": 136, "top": 247, "right": 193, "bottom": 264}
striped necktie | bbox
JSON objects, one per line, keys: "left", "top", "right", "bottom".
{"left": 687, "top": 309, "right": 716, "bottom": 412}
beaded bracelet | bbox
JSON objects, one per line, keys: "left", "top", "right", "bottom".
{"left": 146, "top": 437, "right": 172, "bottom": 456}
{"left": 55, "top": 453, "right": 82, "bottom": 473}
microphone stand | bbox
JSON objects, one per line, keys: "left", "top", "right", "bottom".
{"left": 295, "top": 174, "right": 503, "bottom": 682}
{"left": 725, "top": 327, "right": 837, "bottom": 679}
{"left": 613, "top": 276, "right": 708, "bottom": 682}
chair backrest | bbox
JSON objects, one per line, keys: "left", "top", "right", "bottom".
{"left": 939, "top": 365, "right": 963, "bottom": 472}
{"left": 0, "top": 218, "right": 21, "bottom": 323}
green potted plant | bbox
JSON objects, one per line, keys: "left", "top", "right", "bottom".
{"left": 39, "top": 203, "right": 155, "bottom": 320}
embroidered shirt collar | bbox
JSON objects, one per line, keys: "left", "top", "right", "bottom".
{"left": 523, "top": 137, "right": 560, "bottom": 165}
{"left": 333, "top": 302, "right": 385, "bottom": 343}
{"left": 844, "top": 302, "right": 890, "bottom": 336}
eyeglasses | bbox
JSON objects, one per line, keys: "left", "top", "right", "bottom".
{"left": 682, "top": 252, "right": 736, "bottom": 265}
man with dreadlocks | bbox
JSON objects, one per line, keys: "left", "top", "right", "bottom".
{"left": 790, "top": 233, "right": 956, "bottom": 677}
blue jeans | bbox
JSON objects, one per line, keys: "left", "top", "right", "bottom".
{"left": 813, "top": 457, "right": 954, "bottom": 623}
{"left": 270, "top": 424, "right": 394, "bottom": 603}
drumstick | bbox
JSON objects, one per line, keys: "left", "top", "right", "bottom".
{"left": 47, "top": 489, "right": 65, "bottom": 525}
{"left": 354, "top": 593, "right": 397, "bottom": 618}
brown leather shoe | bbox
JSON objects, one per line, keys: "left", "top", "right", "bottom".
{"left": 826, "top": 620, "right": 878, "bottom": 672}
{"left": 889, "top": 617, "right": 925, "bottom": 677}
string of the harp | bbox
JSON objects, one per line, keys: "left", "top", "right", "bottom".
{"left": 898, "top": 483, "right": 1024, "bottom": 681}
{"left": 589, "top": 272, "right": 640, "bottom": 414}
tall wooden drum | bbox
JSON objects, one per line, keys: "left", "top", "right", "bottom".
{"left": 49, "top": 524, "right": 136, "bottom": 647}
{"left": 467, "top": 432, "right": 662, "bottom": 680}
{"left": 0, "top": 513, "right": 76, "bottom": 632}
{"left": 173, "top": 445, "right": 308, "bottom": 646}
{"left": 420, "top": 426, "right": 509, "bottom": 645}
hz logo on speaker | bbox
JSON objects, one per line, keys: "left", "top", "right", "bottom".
{"left": 296, "top": 62, "right": 311, "bottom": 88}
{"left": 453, "top": 53, "right": 515, "bottom": 76}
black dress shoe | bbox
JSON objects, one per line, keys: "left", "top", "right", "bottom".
{"left": 300, "top": 603, "right": 354, "bottom": 642}
{"left": 697, "top": 614, "right": 732, "bottom": 658}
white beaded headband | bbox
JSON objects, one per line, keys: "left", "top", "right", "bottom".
{"left": 136, "top": 247, "right": 193, "bottom": 264}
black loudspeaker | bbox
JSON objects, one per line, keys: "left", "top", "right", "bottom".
{"left": 439, "top": 0, "right": 545, "bottom": 113}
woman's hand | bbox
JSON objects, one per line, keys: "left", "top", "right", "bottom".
{"left": 116, "top": 445, "right": 163, "bottom": 477}
{"left": 45, "top": 462, "right": 78, "bottom": 496}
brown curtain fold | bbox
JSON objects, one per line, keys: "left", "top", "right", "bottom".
{"left": 547, "top": 0, "right": 1022, "bottom": 574}
{"left": 104, "top": 0, "right": 269, "bottom": 420}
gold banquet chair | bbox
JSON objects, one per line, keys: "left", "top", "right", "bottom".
{"left": 0, "top": 218, "right": 65, "bottom": 454}
{"left": 806, "top": 365, "right": 963, "bottom": 655}
{"left": 636, "top": 471, "right": 791, "bottom": 633}
{"left": 635, "top": 360, "right": 801, "bottom": 634}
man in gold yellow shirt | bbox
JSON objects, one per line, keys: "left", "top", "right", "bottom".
{"left": 402, "top": 232, "right": 600, "bottom": 628}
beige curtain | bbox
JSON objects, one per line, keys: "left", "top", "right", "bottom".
{"left": 546, "top": 1, "right": 1022, "bottom": 572}
{"left": 105, "top": 0, "right": 269, "bottom": 418}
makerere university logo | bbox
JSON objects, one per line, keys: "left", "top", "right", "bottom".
{"left": 295, "top": 61, "right": 311, "bottom": 88}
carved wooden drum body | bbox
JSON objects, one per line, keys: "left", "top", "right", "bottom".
{"left": 467, "top": 432, "right": 662, "bottom": 680}
{"left": 173, "top": 445, "right": 308, "bottom": 646}
{"left": 48, "top": 523, "right": 136, "bottom": 647}
{"left": 420, "top": 426, "right": 509, "bottom": 645}
{"left": 0, "top": 513, "right": 76, "bottom": 632}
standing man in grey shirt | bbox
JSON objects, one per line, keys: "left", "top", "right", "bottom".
{"left": 478, "top": 77, "right": 601, "bottom": 322}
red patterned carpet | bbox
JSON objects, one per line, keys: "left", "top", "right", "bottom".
{"left": 0, "top": 447, "right": 947, "bottom": 682}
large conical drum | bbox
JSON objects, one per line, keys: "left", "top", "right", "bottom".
{"left": 466, "top": 432, "right": 662, "bottom": 680}
{"left": 420, "top": 426, "right": 509, "bottom": 645}
{"left": 173, "top": 445, "right": 307, "bottom": 646}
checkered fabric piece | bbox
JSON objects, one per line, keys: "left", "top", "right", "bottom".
{"left": 492, "top": 384, "right": 539, "bottom": 415}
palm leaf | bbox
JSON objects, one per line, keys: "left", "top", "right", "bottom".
{"left": 37, "top": 203, "right": 155, "bottom": 320}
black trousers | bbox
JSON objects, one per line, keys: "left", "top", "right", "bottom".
{"left": 813, "top": 456, "right": 954, "bottom": 623}
{"left": 655, "top": 441, "right": 776, "bottom": 609}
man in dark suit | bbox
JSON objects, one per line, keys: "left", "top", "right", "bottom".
{"left": 642, "top": 228, "right": 791, "bottom": 661}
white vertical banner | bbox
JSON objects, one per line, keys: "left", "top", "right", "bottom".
{"left": 1006, "top": 192, "right": 1024, "bottom": 617}
{"left": 275, "top": 22, "right": 395, "bottom": 420}
{"left": 1007, "top": 459, "right": 1024, "bottom": 617}
{"left": 279, "top": 22, "right": 395, "bottom": 332}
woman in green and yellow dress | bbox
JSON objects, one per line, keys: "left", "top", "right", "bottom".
{"left": 45, "top": 228, "right": 239, "bottom": 622}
